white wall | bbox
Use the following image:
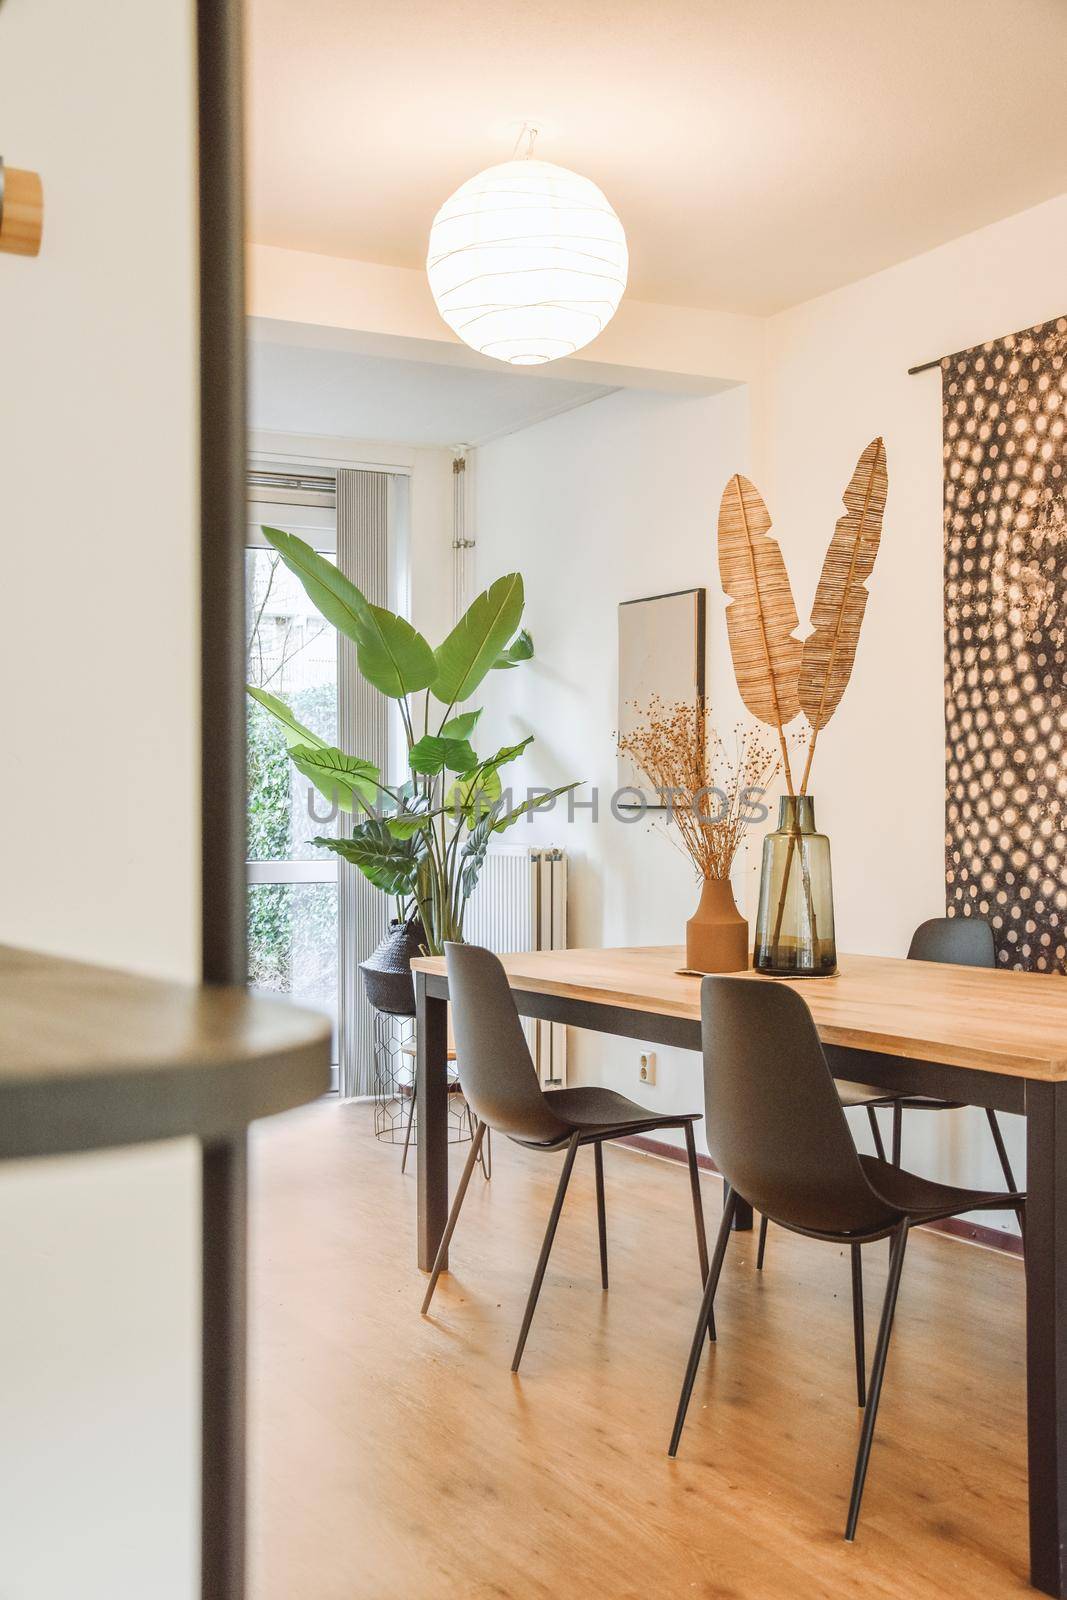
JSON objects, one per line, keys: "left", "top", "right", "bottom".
{"left": 763, "top": 194, "right": 1067, "bottom": 955}
{"left": 474, "top": 384, "right": 755, "bottom": 1133}
{"left": 0, "top": 1, "right": 201, "bottom": 1594}
{"left": 760, "top": 194, "right": 1067, "bottom": 1221}
{"left": 474, "top": 193, "right": 1067, "bottom": 1228}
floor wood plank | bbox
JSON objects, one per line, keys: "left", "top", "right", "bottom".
{"left": 250, "top": 1100, "right": 1030, "bottom": 1600}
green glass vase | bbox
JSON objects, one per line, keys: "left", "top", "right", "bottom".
{"left": 753, "top": 795, "right": 837, "bottom": 976}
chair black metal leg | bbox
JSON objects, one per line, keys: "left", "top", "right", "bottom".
{"left": 594, "top": 1140, "right": 609, "bottom": 1291}
{"left": 683, "top": 1123, "right": 710, "bottom": 1283}
{"left": 845, "top": 1222, "right": 909, "bottom": 1540}
{"left": 512, "top": 1133, "right": 581, "bottom": 1372}
{"left": 480, "top": 1124, "right": 492, "bottom": 1181}
{"left": 865, "top": 1104, "right": 887, "bottom": 1163}
{"left": 756, "top": 1213, "right": 769, "bottom": 1271}
{"left": 985, "top": 1107, "right": 1019, "bottom": 1195}
{"left": 420, "top": 1122, "right": 486, "bottom": 1315}
{"left": 851, "top": 1243, "right": 866, "bottom": 1408}
{"left": 682, "top": 1123, "right": 712, "bottom": 1343}
{"left": 400, "top": 1070, "right": 418, "bottom": 1174}
{"left": 891, "top": 1102, "right": 903, "bottom": 1167}
{"left": 668, "top": 1187, "right": 738, "bottom": 1457}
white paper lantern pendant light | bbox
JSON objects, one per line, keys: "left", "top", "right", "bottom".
{"left": 426, "top": 126, "right": 628, "bottom": 366}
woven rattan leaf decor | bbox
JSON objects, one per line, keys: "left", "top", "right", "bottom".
{"left": 798, "top": 437, "right": 888, "bottom": 739}
{"left": 718, "top": 473, "right": 803, "bottom": 733}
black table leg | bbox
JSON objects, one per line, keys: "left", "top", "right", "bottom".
{"left": 201, "top": 1133, "right": 248, "bottom": 1600}
{"left": 416, "top": 972, "right": 450, "bottom": 1272}
{"left": 1026, "top": 1079, "right": 1067, "bottom": 1598}
{"left": 731, "top": 1194, "right": 754, "bottom": 1231}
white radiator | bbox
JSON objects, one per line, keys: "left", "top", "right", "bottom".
{"left": 462, "top": 846, "right": 568, "bottom": 1087}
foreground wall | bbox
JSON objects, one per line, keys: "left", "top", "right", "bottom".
{"left": 475, "top": 194, "right": 1067, "bottom": 1231}
{"left": 0, "top": 1, "right": 201, "bottom": 1593}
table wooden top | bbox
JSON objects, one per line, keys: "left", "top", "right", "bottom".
{"left": 411, "top": 944, "right": 1067, "bottom": 1080}
{"left": 0, "top": 944, "right": 333, "bottom": 1159}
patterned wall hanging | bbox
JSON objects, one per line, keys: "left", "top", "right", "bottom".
{"left": 942, "top": 315, "right": 1066, "bottom": 972}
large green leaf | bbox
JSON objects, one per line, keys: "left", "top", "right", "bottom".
{"left": 439, "top": 709, "right": 482, "bottom": 740}
{"left": 261, "top": 526, "right": 373, "bottom": 636}
{"left": 246, "top": 685, "right": 328, "bottom": 751}
{"left": 445, "top": 764, "right": 502, "bottom": 821}
{"left": 317, "top": 819, "right": 423, "bottom": 895}
{"left": 387, "top": 811, "right": 439, "bottom": 840}
{"left": 262, "top": 526, "right": 436, "bottom": 698}
{"left": 382, "top": 778, "right": 419, "bottom": 812}
{"left": 491, "top": 782, "right": 580, "bottom": 835}
{"left": 455, "top": 780, "right": 579, "bottom": 902}
{"left": 491, "top": 629, "right": 534, "bottom": 671}
{"left": 350, "top": 603, "right": 437, "bottom": 699}
{"left": 385, "top": 792, "right": 438, "bottom": 840}
{"left": 289, "top": 744, "right": 380, "bottom": 814}
{"left": 472, "top": 736, "right": 534, "bottom": 788}
{"left": 431, "top": 574, "right": 524, "bottom": 705}
{"left": 458, "top": 806, "right": 498, "bottom": 901}
{"left": 445, "top": 735, "right": 533, "bottom": 822}
{"left": 408, "top": 735, "right": 478, "bottom": 776}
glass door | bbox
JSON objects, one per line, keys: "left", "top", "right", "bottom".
{"left": 245, "top": 479, "right": 340, "bottom": 1089}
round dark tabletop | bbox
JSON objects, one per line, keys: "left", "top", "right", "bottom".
{"left": 0, "top": 945, "right": 332, "bottom": 1159}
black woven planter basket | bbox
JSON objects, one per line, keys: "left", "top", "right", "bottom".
{"left": 359, "top": 919, "right": 427, "bottom": 1017}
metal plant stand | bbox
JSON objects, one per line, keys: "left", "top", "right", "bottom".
{"left": 371, "top": 1009, "right": 489, "bottom": 1177}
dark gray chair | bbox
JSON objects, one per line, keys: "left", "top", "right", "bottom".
{"left": 888, "top": 916, "right": 1017, "bottom": 1181}
{"left": 421, "top": 942, "right": 711, "bottom": 1372}
{"left": 669, "top": 975, "right": 1024, "bottom": 1540}
{"left": 755, "top": 914, "right": 1019, "bottom": 1267}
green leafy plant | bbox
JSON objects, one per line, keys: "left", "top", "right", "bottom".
{"left": 248, "top": 528, "right": 579, "bottom": 954}
{"left": 246, "top": 684, "right": 338, "bottom": 997}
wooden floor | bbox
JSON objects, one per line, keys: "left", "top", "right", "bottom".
{"left": 249, "top": 1100, "right": 1031, "bottom": 1600}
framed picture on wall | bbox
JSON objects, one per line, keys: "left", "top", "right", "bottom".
{"left": 617, "top": 587, "right": 706, "bottom": 810}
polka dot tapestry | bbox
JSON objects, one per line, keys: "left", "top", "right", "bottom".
{"left": 942, "top": 316, "right": 1066, "bottom": 972}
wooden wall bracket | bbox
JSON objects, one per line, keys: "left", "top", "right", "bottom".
{"left": 0, "top": 158, "right": 44, "bottom": 256}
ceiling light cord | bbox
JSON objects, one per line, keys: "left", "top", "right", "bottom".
{"left": 510, "top": 122, "right": 539, "bottom": 161}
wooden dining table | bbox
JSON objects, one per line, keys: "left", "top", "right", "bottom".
{"left": 411, "top": 944, "right": 1067, "bottom": 1596}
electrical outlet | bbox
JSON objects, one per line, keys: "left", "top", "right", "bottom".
{"left": 639, "top": 1051, "right": 657, "bottom": 1086}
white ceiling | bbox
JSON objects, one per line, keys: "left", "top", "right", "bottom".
{"left": 248, "top": 333, "right": 618, "bottom": 447}
{"left": 247, "top": 0, "right": 1067, "bottom": 316}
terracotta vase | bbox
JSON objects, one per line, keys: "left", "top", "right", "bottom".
{"left": 685, "top": 877, "right": 749, "bottom": 974}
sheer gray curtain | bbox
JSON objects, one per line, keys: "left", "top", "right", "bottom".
{"left": 336, "top": 469, "right": 390, "bottom": 1097}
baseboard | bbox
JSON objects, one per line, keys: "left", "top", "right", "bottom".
{"left": 617, "top": 1134, "right": 1025, "bottom": 1259}
{"left": 929, "top": 1214, "right": 1024, "bottom": 1257}
{"left": 621, "top": 1133, "right": 719, "bottom": 1172}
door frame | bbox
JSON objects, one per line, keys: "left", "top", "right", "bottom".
{"left": 199, "top": 0, "right": 248, "bottom": 991}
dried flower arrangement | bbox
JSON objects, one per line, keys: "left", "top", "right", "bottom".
{"left": 618, "top": 698, "right": 779, "bottom": 880}
{"left": 618, "top": 698, "right": 781, "bottom": 972}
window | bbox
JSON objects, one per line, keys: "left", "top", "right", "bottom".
{"left": 246, "top": 475, "right": 340, "bottom": 1088}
